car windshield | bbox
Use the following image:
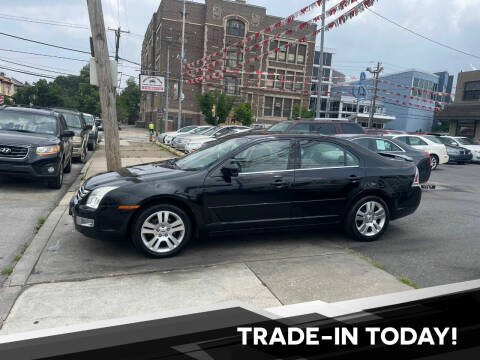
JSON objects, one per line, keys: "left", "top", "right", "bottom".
{"left": 0, "top": 111, "right": 58, "bottom": 135}
{"left": 438, "top": 137, "right": 456, "bottom": 146}
{"left": 178, "top": 126, "right": 197, "bottom": 133}
{"left": 191, "top": 127, "right": 211, "bottom": 134}
{"left": 83, "top": 114, "right": 95, "bottom": 126}
{"left": 457, "top": 137, "right": 479, "bottom": 145}
{"left": 268, "top": 122, "right": 291, "bottom": 132}
{"left": 424, "top": 135, "right": 443, "bottom": 144}
{"left": 202, "top": 126, "right": 220, "bottom": 136}
{"left": 60, "top": 112, "right": 82, "bottom": 128}
{"left": 175, "top": 137, "right": 250, "bottom": 170}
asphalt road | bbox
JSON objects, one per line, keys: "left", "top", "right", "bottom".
{"left": 0, "top": 151, "right": 93, "bottom": 285}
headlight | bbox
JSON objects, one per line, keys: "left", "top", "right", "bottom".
{"left": 86, "top": 186, "right": 118, "bottom": 209}
{"left": 73, "top": 136, "right": 83, "bottom": 143}
{"left": 36, "top": 145, "right": 60, "bottom": 155}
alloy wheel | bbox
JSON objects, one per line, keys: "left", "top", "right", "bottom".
{"left": 431, "top": 156, "right": 438, "bottom": 170}
{"left": 140, "top": 211, "right": 186, "bottom": 254}
{"left": 355, "top": 201, "right": 386, "bottom": 237}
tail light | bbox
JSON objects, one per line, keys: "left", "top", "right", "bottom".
{"left": 412, "top": 167, "right": 420, "bottom": 187}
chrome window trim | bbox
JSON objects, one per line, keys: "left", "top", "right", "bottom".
{"left": 238, "top": 165, "right": 360, "bottom": 175}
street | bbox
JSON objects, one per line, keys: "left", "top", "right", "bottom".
{"left": 0, "top": 153, "right": 92, "bottom": 286}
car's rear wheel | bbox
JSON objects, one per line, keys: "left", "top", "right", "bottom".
{"left": 430, "top": 155, "right": 439, "bottom": 170}
{"left": 345, "top": 196, "right": 390, "bottom": 242}
{"left": 132, "top": 204, "right": 192, "bottom": 258}
{"left": 47, "top": 167, "right": 64, "bottom": 189}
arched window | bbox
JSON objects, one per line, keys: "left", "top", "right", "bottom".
{"left": 226, "top": 19, "right": 245, "bottom": 37}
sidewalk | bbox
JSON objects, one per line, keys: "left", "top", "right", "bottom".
{"left": 0, "top": 127, "right": 412, "bottom": 335}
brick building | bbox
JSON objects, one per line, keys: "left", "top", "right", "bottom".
{"left": 140, "top": 0, "right": 317, "bottom": 130}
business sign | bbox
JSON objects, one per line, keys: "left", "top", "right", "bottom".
{"left": 140, "top": 75, "right": 165, "bottom": 93}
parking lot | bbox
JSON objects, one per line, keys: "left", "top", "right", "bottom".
{"left": 21, "top": 160, "right": 480, "bottom": 290}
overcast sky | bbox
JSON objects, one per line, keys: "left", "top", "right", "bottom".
{"left": 1, "top": 0, "right": 479, "bottom": 91}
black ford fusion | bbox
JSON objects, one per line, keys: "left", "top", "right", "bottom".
{"left": 70, "top": 132, "right": 422, "bottom": 258}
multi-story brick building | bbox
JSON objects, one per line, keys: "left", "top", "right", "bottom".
{"left": 140, "top": 0, "right": 317, "bottom": 130}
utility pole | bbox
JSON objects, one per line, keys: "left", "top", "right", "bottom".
{"left": 87, "top": 0, "right": 121, "bottom": 171}
{"left": 165, "top": 35, "right": 173, "bottom": 133}
{"left": 178, "top": 0, "right": 186, "bottom": 130}
{"left": 108, "top": 26, "right": 130, "bottom": 62}
{"left": 315, "top": 0, "right": 326, "bottom": 119}
{"left": 366, "top": 62, "right": 384, "bottom": 128}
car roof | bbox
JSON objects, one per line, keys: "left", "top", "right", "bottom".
{"left": 51, "top": 107, "right": 81, "bottom": 114}
{"left": 0, "top": 105, "right": 58, "bottom": 117}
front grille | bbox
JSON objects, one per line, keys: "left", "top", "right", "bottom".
{"left": 0, "top": 145, "right": 28, "bottom": 159}
{"left": 75, "top": 185, "right": 90, "bottom": 202}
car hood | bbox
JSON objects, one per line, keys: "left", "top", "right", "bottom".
{"left": 458, "top": 144, "right": 480, "bottom": 151}
{"left": 0, "top": 130, "right": 59, "bottom": 147}
{"left": 84, "top": 161, "right": 187, "bottom": 189}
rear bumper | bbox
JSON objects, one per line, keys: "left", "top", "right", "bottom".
{"left": 438, "top": 154, "right": 449, "bottom": 164}
{"left": 390, "top": 187, "right": 422, "bottom": 220}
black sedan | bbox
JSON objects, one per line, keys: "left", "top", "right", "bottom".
{"left": 70, "top": 133, "right": 422, "bottom": 258}
{"left": 337, "top": 134, "right": 432, "bottom": 184}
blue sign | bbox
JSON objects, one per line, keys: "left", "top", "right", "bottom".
{"left": 353, "top": 85, "right": 368, "bottom": 99}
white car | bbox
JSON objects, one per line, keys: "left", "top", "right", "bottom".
{"left": 390, "top": 134, "right": 449, "bottom": 170}
{"left": 160, "top": 125, "right": 198, "bottom": 144}
{"left": 185, "top": 127, "right": 250, "bottom": 153}
{"left": 442, "top": 136, "right": 480, "bottom": 163}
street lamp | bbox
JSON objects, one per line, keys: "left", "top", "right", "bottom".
{"left": 164, "top": 34, "right": 173, "bottom": 134}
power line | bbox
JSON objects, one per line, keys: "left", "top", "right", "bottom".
{"left": 0, "top": 48, "right": 88, "bottom": 62}
{"left": 0, "top": 65, "right": 57, "bottom": 79}
{"left": 0, "top": 31, "right": 90, "bottom": 54}
{"left": 367, "top": 8, "right": 480, "bottom": 60}
{"left": 0, "top": 57, "right": 76, "bottom": 76}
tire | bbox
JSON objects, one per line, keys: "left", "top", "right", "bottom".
{"left": 430, "top": 155, "right": 439, "bottom": 170}
{"left": 63, "top": 154, "right": 72, "bottom": 173}
{"left": 47, "top": 167, "right": 64, "bottom": 189}
{"left": 344, "top": 196, "right": 390, "bottom": 242}
{"left": 87, "top": 141, "right": 94, "bottom": 151}
{"left": 131, "top": 204, "right": 192, "bottom": 258}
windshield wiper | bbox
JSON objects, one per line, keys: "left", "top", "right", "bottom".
{"left": 0, "top": 129, "right": 36, "bottom": 133}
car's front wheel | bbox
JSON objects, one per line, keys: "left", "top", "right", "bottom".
{"left": 132, "top": 204, "right": 192, "bottom": 258}
{"left": 47, "top": 167, "right": 64, "bottom": 189}
{"left": 345, "top": 196, "right": 390, "bottom": 242}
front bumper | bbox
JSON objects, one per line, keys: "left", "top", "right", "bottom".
{"left": 447, "top": 153, "right": 473, "bottom": 163}
{"left": 69, "top": 196, "right": 135, "bottom": 240}
{"left": 0, "top": 152, "right": 62, "bottom": 179}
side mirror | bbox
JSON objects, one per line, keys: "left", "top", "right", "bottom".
{"left": 95, "top": 121, "right": 101, "bottom": 126}
{"left": 85, "top": 125, "right": 93, "bottom": 131}
{"left": 63, "top": 130, "right": 74, "bottom": 138}
{"left": 221, "top": 161, "right": 240, "bottom": 181}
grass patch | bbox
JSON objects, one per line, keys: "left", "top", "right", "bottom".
{"left": 396, "top": 276, "right": 420, "bottom": 289}
{"left": 348, "top": 249, "right": 385, "bottom": 270}
{"left": 34, "top": 216, "right": 47, "bottom": 234}
{"left": 14, "top": 254, "right": 22, "bottom": 261}
{"left": 1, "top": 266, "right": 13, "bottom": 275}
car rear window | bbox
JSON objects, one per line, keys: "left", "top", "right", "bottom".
{"left": 312, "top": 123, "right": 336, "bottom": 135}
{"left": 340, "top": 123, "right": 364, "bottom": 134}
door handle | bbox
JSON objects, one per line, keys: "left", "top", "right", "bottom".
{"left": 271, "top": 178, "right": 288, "bottom": 188}
{"left": 348, "top": 175, "right": 361, "bottom": 182}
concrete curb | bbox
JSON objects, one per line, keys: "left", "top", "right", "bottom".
{"left": 155, "top": 141, "right": 184, "bottom": 157}
{"left": 7, "top": 206, "right": 68, "bottom": 288}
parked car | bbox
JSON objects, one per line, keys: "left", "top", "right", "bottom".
{"left": 430, "top": 136, "right": 472, "bottom": 165}
{"left": 51, "top": 108, "right": 91, "bottom": 163}
{"left": 160, "top": 126, "right": 198, "bottom": 144}
{"left": 183, "top": 126, "right": 250, "bottom": 153}
{"left": 70, "top": 132, "right": 421, "bottom": 258}
{"left": 95, "top": 117, "right": 103, "bottom": 131}
{"left": 441, "top": 136, "right": 480, "bottom": 163}
{"left": 83, "top": 113, "right": 99, "bottom": 150}
{"left": 0, "top": 105, "right": 74, "bottom": 189}
{"left": 268, "top": 120, "right": 365, "bottom": 135}
{"left": 339, "top": 134, "right": 431, "bottom": 183}
{"left": 185, "top": 127, "right": 251, "bottom": 153}
{"left": 388, "top": 134, "right": 449, "bottom": 170}
{"left": 170, "top": 126, "right": 214, "bottom": 150}
{"left": 364, "top": 128, "right": 407, "bottom": 135}
{"left": 250, "top": 123, "right": 270, "bottom": 130}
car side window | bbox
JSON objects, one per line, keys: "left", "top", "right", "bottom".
{"left": 232, "top": 140, "right": 291, "bottom": 174}
{"left": 409, "top": 137, "right": 427, "bottom": 146}
{"left": 340, "top": 123, "right": 363, "bottom": 134}
{"left": 312, "top": 123, "right": 336, "bottom": 135}
{"left": 291, "top": 123, "right": 311, "bottom": 132}
{"left": 299, "top": 141, "right": 359, "bottom": 169}
{"left": 353, "top": 138, "right": 375, "bottom": 151}
{"left": 394, "top": 136, "right": 409, "bottom": 145}
{"left": 376, "top": 139, "right": 402, "bottom": 152}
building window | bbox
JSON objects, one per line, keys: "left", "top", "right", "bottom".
{"left": 323, "top": 53, "right": 332, "bottom": 67}
{"left": 275, "top": 70, "right": 285, "bottom": 89}
{"left": 226, "top": 46, "right": 243, "bottom": 68}
{"left": 456, "top": 120, "right": 476, "bottom": 138}
{"left": 269, "top": 39, "right": 278, "bottom": 60}
{"left": 295, "top": 73, "right": 304, "bottom": 91}
{"left": 264, "top": 96, "right": 273, "bottom": 116}
{"left": 247, "top": 93, "right": 253, "bottom": 103}
{"left": 226, "top": 19, "right": 245, "bottom": 37}
{"left": 297, "top": 45, "right": 306, "bottom": 64}
{"left": 287, "top": 44, "right": 297, "bottom": 63}
{"left": 283, "top": 98, "right": 292, "bottom": 118}
{"left": 285, "top": 71, "right": 294, "bottom": 90}
{"left": 330, "top": 101, "right": 340, "bottom": 112}
{"left": 224, "top": 76, "right": 240, "bottom": 95}
{"left": 464, "top": 81, "right": 480, "bottom": 100}
{"left": 274, "top": 99, "right": 282, "bottom": 117}
{"left": 278, "top": 41, "right": 287, "bottom": 62}
{"left": 266, "top": 68, "right": 275, "bottom": 88}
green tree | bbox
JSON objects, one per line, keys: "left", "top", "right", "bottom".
{"left": 197, "top": 90, "right": 236, "bottom": 125}
{"left": 234, "top": 102, "right": 253, "bottom": 126}
{"left": 117, "top": 77, "right": 140, "bottom": 124}
{"left": 291, "top": 103, "right": 315, "bottom": 119}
